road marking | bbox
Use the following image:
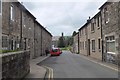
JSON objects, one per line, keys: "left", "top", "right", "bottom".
{"left": 42, "top": 65, "right": 54, "bottom": 80}
{"left": 82, "top": 56, "right": 118, "bottom": 72}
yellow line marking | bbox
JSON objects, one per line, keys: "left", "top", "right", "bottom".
{"left": 82, "top": 56, "right": 118, "bottom": 72}
{"left": 42, "top": 65, "right": 54, "bottom": 80}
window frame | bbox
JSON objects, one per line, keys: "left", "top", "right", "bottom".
{"left": 10, "top": 4, "right": 14, "bottom": 21}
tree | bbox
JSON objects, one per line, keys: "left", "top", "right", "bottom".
{"left": 58, "top": 36, "right": 65, "bottom": 48}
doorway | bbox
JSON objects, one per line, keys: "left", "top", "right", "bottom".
{"left": 88, "top": 39, "right": 90, "bottom": 56}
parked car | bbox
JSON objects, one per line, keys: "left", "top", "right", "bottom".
{"left": 50, "top": 48, "right": 62, "bottom": 56}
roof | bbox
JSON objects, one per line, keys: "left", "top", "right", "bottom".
{"left": 78, "top": 11, "right": 101, "bottom": 31}
{"left": 91, "top": 11, "right": 101, "bottom": 20}
{"left": 13, "top": 1, "right": 36, "bottom": 19}
{"left": 78, "top": 20, "right": 91, "bottom": 31}
{"left": 12, "top": 1, "right": 52, "bottom": 37}
{"left": 20, "top": 3, "right": 36, "bottom": 19}
{"left": 99, "top": 2, "right": 111, "bottom": 10}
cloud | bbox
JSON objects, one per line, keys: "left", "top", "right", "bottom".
{"left": 19, "top": 0, "right": 106, "bottom": 36}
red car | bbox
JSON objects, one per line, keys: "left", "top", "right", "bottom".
{"left": 50, "top": 48, "right": 62, "bottom": 56}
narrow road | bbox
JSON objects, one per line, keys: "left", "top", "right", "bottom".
{"left": 38, "top": 51, "right": 118, "bottom": 78}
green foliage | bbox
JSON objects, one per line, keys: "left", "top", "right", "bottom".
{"left": 60, "top": 46, "right": 71, "bottom": 51}
{"left": 0, "top": 49, "right": 20, "bottom": 54}
{"left": 58, "top": 36, "right": 65, "bottom": 48}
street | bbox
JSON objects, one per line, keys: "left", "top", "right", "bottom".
{"left": 38, "top": 51, "right": 118, "bottom": 78}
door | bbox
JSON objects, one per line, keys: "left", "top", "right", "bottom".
{"left": 88, "top": 39, "right": 90, "bottom": 56}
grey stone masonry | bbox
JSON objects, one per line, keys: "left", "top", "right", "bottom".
{"left": 34, "top": 21, "right": 42, "bottom": 58}
{"left": 1, "top": 50, "right": 30, "bottom": 79}
{"left": 100, "top": 2, "right": 119, "bottom": 63}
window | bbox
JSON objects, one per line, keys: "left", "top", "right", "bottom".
{"left": 106, "top": 36, "right": 115, "bottom": 42}
{"left": 80, "top": 42, "right": 81, "bottom": 49}
{"left": 104, "top": 7, "right": 109, "bottom": 24}
{"left": 106, "top": 36, "right": 115, "bottom": 53}
{"left": 91, "top": 22, "right": 95, "bottom": 32}
{"left": 98, "top": 39, "right": 101, "bottom": 50}
{"left": 85, "top": 41, "right": 87, "bottom": 50}
{"left": 92, "top": 40, "right": 95, "bottom": 52}
{"left": 97, "top": 17, "right": 99, "bottom": 27}
{"left": 85, "top": 27, "right": 87, "bottom": 35}
{"left": 10, "top": 5, "right": 14, "bottom": 21}
{"left": 2, "top": 36, "right": 8, "bottom": 49}
{"left": 79, "top": 31, "right": 81, "bottom": 36}
{"left": 83, "top": 42, "right": 84, "bottom": 50}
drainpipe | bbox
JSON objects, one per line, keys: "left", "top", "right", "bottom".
{"left": 41, "top": 27, "right": 42, "bottom": 56}
{"left": 9, "top": 2, "right": 11, "bottom": 50}
{"left": 20, "top": 11, "right": 22, "bottom": 50}
{"left": 100, "top": 12, "right": 104, "bottom": 62}
{"left": 78, "top": 32, "right": 80, "bottom": 54}
{"left": 33, "top": 20, "right": 35, "bottom": 58}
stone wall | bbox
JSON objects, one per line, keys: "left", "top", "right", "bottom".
{"left": 1, "top": 50, "right": 30, "bottom": 79}
{"left": 0, "top": 14, "right": 2, "bottom": 80}
{"left": 100, "top": 2, "right": 119, "bottom": 62}
{"left": 34, "top": 21, "right": 42, "bottom": 57}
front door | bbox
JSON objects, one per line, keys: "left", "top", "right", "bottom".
{"left": 88, "top": 39, "right": 90, "bottom": 56}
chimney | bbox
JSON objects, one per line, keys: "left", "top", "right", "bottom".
{"left": 87, "top": 16, "right": 91, "bottom": 23}
{"left": 62, "top": 32, "right": 64, "bottom": 37}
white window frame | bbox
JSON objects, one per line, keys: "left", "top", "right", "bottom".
{"left": 10, "top": 4, "right": 14, "bottom": 21}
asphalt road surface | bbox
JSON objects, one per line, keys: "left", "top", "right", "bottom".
{"left": 38, "top": 51, "right": 118, "bottom": 78}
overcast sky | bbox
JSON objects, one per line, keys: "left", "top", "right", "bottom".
{"left": 19, "top": 0, "right": 107, "bottom": 36}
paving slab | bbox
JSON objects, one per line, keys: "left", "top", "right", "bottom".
{"left": 25, "top": 54, "right": 50, "bottom": 78}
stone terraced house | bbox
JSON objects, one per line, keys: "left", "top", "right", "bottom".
{"left": 2, "top": 1, "right": 52, "bottom": 59}
{"left": 78, "top": 1, "right": 120, "bottom": 63}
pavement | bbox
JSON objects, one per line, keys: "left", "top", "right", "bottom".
{"left": 25, "top": 54, "right": 50, "bottom": 79}
{"left": 76, "top": 53, "right": 118, "bottom": 71}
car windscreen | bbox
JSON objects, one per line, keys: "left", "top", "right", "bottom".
{"left": 52, "top": 49, "right": 58, "bottom": 52}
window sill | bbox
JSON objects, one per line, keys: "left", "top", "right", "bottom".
{"left": 92, "top": 50, "right": 95, "bottom": 52}
{"left": 91, "top": 31, "right": 95, "bottom": 33}
{"left": 98, "top": 49, "right": 101, "bottom": 52}
{"left": 97, "top": 27, "right": 100, "bottom": 29}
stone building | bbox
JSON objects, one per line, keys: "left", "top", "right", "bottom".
{"left": 2, "top": 1, "right": 52, "bottom": 59}
{"left": 52, "top": 36, "right": 60, "bottom": 48}
{"left": 1, "top": 0, "right": 52, "bottom": 79}
{"left": 99, "top": 2, "right": 120, "bottom": 62}
{"left": 87, "top": 12, "right": 103, "bottom": 61}
{"left": 2, "top": 1, "right": 36, "bottom": 59}
{"left": 78, "top": 1, "right": 120, "bottom": 62}
{"left": 79, "top": 22, "right": 88, "bottom": 56}
{"left": 41, "top": 27, "right": 52, "bottom": 56}
{"left": 34, "top": 21, "right": 42, "bottom": 58}
{"left": 21, "top": 5, "right": 36, "bottom": 59}
{"left": 2, "top": 2, "right": 22, "bottom": 51}
{"left": 72, "top": 32, "right": 79, "bottom": 54}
